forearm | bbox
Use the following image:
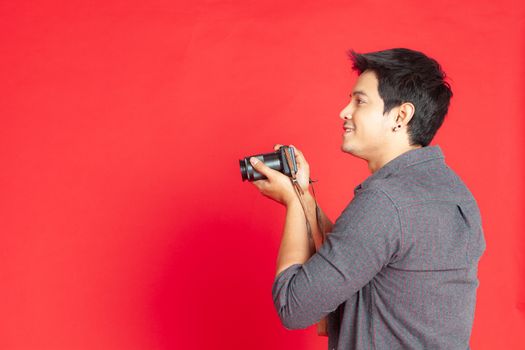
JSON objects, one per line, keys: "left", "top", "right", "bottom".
{"left": 275, "top": 192, "right": 332, "bottom": 277}
{"left": 275, "top": 199, "right": 312, "bottom": 277}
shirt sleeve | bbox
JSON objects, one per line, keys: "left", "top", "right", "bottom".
{"left": 272, "top": 188, "right": 402, "bottom": 330}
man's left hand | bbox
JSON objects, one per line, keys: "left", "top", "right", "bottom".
{"left": 250, "top": 144, "right": 310, "bottom": 206}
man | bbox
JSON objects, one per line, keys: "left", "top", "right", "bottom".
{"left": 250, "top": 48, "right": 485, "bottom": 349}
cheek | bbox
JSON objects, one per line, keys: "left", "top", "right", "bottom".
{"left": 356, "top": 113, "right": 387, "bottom": 135}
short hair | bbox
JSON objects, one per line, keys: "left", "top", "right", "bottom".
{"left": 347, "top": 48, "right": 453, "bottom": 147}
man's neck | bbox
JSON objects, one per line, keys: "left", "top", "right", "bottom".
{"left": 367, "top": 144, "right": 423, "bottom": 173}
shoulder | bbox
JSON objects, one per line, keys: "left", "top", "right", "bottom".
{"left": 331, "top": 187, "right": 403, "bottom": 263}
{"left": 337, "top": 187, "right": 399, "bottom": 228}
{"left": 363, "top": 163, "right": 477, "bottom": 209}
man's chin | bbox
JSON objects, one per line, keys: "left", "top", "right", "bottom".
{"left": 341, "top": 144, "right": 367, "bottom": 160}
{"left": 341, "top": 143, "right": 355, "bottom": 155}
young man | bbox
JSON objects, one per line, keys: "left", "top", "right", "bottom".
{"left": 250, "top": 48, "right": 485, "bottom": 349}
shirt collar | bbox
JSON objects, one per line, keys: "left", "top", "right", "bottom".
{"left": 354, "top": 145, "right": 445, "bottom": 193}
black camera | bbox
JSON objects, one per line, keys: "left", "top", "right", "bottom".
{"left": 239, "top": 146, "right": 297, "bottom": 182}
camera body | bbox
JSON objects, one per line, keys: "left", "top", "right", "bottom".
{"left": 239, "top": 146, "right": 297, "bottom": 181}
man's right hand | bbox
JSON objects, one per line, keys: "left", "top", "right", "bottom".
{"left": 250, "top": 144, "right": 312, "bottom": 206}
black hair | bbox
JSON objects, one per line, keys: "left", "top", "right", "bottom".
{"left": 347, "top": 48, "right": 453, "bottom": 147}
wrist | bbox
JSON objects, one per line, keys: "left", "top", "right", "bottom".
{"left": 285, "top": 191, "right": 315, "bottom": 214}
{"left": 284, "top": 195, "right": 301, "bottom": 208}
{"left": 302, "top": 190, "right": 315, "bottom": 205}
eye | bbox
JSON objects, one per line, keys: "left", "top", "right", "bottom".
{"left": 356, "top": 98, "right": 365, "bottom": 105}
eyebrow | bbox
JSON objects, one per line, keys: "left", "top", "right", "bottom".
{"left": 350, "top": 90, "right": 368, "bottom": 98}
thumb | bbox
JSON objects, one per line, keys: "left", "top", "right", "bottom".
{"left": 250, "top": 157, "right": 273, "bottom": 179}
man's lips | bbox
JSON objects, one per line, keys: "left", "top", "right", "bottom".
{"left": 343, "top": 125, "right": 355, "bottom": 133}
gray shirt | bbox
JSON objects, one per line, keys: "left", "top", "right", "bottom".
{"left": 272, "top": 145, "right": 486, "bottom": 350}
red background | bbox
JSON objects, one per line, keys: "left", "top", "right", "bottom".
{"left": 1, "top": 0, "right": 524, "bottom": 349}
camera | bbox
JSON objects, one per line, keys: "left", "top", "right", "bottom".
{"left": 239, "top": 145, "right": 297, "bottom": 182}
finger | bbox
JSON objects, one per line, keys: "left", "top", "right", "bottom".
{"left": 290, "top": 145, "right": 308, "bottom": 168}
{"left": 290, "top": 144, "right": 302, "bottom": 156}
{"left": 250, "top": 157, "right": 276, "bottom": 179}
{"left": 273, "top": 144, "right": 284, "bottom": 151}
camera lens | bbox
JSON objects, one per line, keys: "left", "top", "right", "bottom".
{"left": 239, "top": 155, "right": 270, "bottom": 182}
{"left": 239, "top": 159, "right": 248, "bottom": 181}
{"left": 239, "top": 146, "right": 296, "bottom": 182}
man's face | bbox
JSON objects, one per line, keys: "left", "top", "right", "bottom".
{"left": 339, "top": 70, "right": 395, "bottom": 160}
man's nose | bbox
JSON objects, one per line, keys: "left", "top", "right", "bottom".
{"left": 339, "top": 103, "right": 352, "bottom": 120}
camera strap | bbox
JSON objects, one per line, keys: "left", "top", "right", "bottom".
{"left": 283, "top": 147, "right": 328, "bottom": 336}
{"left": 283, "top": 147, "right": 326, "bottom": 251}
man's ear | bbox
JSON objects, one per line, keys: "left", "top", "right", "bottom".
{"left": 396, "top": 102, "right": 415, "bottom": 125}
